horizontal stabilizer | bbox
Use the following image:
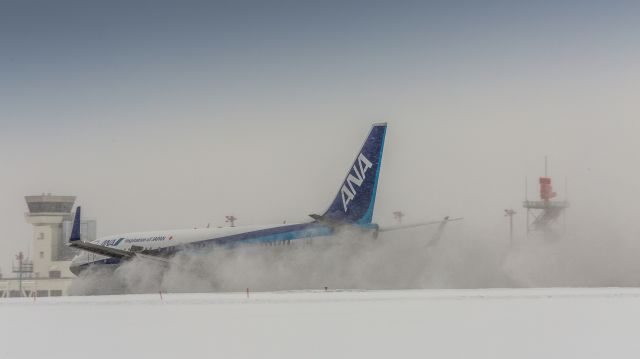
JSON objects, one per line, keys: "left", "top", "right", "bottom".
{"left": 309, "top": 213, "right": 344, "bottom": 227}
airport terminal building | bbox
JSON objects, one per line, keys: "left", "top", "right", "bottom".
{"left": 0, "top": 194, "right": 95, "bottom": 297}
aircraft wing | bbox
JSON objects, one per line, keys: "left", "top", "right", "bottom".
{"left": 378, "top": 217, "right": 463, "bottom": 233}
{"left": 68, "top": 241, "right": 172, "bottom": 265}
{"left": 68, "top": 241, "right": 136, "bottom": 260}
{"left": 67, "top": 206, "right": 171, "bottom": 265}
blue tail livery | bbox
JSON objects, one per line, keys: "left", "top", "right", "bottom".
{"left": 320, "top": 123, "right": 387, "bottom": 225}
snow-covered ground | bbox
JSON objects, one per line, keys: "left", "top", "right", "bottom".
{"left": 3, "top": 288, "right": 640, "bottom": 359}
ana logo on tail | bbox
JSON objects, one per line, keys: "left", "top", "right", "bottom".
{"left": 340, "top": 153, "right": 373, "bottom": 211}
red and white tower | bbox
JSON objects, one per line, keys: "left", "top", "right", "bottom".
{"left": 523, "top": 157, "right": 569, "bottom": 234}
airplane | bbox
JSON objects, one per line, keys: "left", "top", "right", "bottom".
{"left": 68, "top": 123, "right": 460, "bottom": 275}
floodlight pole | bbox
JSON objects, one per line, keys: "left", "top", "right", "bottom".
{"left": 504, "top": 209, "right": 517, "bottom": 247}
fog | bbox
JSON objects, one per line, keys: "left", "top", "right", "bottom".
{"left": 68, "top": 217, "right": 640, "bottom": 295}
{"left": 2, "top": 1, "right": 640, "bottom": 289}
{"left": 68, "top": 226, "right": 503, "bottom": 295}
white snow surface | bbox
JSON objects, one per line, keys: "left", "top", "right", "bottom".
{"left": 3, "top": 288, "right": 640, "bottom": 359}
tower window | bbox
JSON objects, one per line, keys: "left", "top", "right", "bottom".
{"left": 39, "top": 251, "right": 44, "bottom": 259}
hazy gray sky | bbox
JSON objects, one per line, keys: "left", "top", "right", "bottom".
{"left": 1, "top": 0, "right": 640, "bottom": 272}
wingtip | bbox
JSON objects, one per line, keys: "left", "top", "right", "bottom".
{"left": 69, "top": 206, "right": 82, "bottom": 242}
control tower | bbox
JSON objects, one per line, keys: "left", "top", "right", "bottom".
{"left": 0, "top": 194, "right": 98, "bottom": 297}
{"left": 24, "top": 194, "right": 78, "bottom": 278}
{"left": 522, "top": 158, "right": 569, "bottom": 234}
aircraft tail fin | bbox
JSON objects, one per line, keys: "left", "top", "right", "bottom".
{"left": 318, "top": 123, "right": 387, "bottom": 225}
